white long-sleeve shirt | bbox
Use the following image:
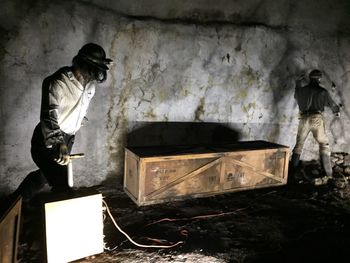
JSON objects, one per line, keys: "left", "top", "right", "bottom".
{"left": 40, "top": 67, "right": 95, "bottom": 147}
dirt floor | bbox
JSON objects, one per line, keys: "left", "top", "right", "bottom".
{"left": 11, "top": 155, "right": 350, "bottom": 262}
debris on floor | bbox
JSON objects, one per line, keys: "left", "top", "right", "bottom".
{"left": 8, "top": 151, "right": 350, "bottom": 262}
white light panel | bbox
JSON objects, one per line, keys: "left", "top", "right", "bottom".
{"left": 44, "top": 193, "right": 104, "bottom": 263}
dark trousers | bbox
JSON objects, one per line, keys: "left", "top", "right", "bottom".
{"left": 31, "top": 123, "right": 75, "bottom": 191}
{"left": 15, "top": 124, "right": 75, "bottom": 201}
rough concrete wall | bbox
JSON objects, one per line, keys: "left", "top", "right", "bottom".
{"left": 1, "top": 0, "right": 350, "bottom": 193}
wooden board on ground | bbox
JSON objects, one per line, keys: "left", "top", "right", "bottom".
{"left": 0, "top": 196, "right": 22, "bottom": 263}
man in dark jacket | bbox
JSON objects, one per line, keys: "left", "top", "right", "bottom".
{"left": 15, "top": 43, "right": 112, "bottom": 201}
{"left": 291, "top": 69, "right": 340, "bottom": 178}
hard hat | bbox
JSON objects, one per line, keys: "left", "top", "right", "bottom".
{"left": 309, "top": 69, "right": 322, "bottom": 79}
{"left": 76, "top": 43, "right": 112, "bottom": 70}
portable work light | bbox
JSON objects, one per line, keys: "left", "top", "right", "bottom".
{"left": 44, "top": 193, "right": 104, "bottom": 263}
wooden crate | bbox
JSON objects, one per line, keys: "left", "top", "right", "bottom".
{"left": 0, "top": 196, "right": 22, "bottom": 263}
{"left": 124, "top": 141, "right": 290, "bottom": 206}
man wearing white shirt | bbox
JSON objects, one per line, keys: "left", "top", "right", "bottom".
{"left": 17, "top": 43, "right": 112, "bottom": 200}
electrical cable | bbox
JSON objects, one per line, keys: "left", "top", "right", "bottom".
{"left": 103, "top": 190, "right": 277, "bottom": 250}
{"left": 145, "top": 208, "right": 248, "bottom": 227}
{"left": 144, "top": 190, "right": 278, "bottom": 229}
{"left": 102, "top": 200, "right": 184, "bottom": 249}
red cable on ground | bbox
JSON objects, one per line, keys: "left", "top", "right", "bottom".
{"left": 103, "top": 200, "right": 184, "bottom": 249}
{"left": 145, "top": 207, "right": 248, "bottom": 227}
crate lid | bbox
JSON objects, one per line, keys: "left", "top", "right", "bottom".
{"left": 126, "top": 140, "right": 289, "bottom": 157}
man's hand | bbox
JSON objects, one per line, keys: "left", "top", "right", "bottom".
{"left": 53, "top": 143, "right": 70, "bottom": 165}
{"left": 81, "top": 116, "right": 89, "bottom": 127}
{"left": 331, "top": 82, "right": 336, "bottom": 92}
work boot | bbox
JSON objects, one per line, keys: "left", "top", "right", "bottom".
{"left": 288, "top": 153, "right": 301, "bottom": 184}
{"left": 321, "top": 154, "right": 333, "bottom": 178}
{"left": 291, "top": 153, "right": 300, "bottom": 168}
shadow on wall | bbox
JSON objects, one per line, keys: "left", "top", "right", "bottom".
{"left": 267, "top": 43, "right": 302, "bottom": 143}
{"left": 126, "top": 122, "right": 241, "bottom": 148}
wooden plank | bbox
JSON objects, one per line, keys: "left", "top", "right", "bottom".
{"left": 282, "top": 150, "right": 290, "bottom": 180}
{"left": 124, "top": 150, "right": 140, "bottom": 200}
{"left": 123, "top": 188, "right": 141, "bottom": 206}
{"left": 0, "top": 197, "right": 22, "bottom": 263}
{"left": 229, "top": 158, "right": 284, "bottom": 183}
{"left": 141, "top": 148, "right": 287, "bottom": 162}
{"left": 142, "top": 157, "right": 219, "bottom": 197}
{"left": 223, "top": 148, "right": 286, "bottom": 158}
{"left": 139, "top": 160, "right": 146, "bottom": 203}
{"left": 219, "top": 155, "right": 226, "bottom": 190}
{"left": 125, "top": 148, "right": 140, "bottom": 161}
{"left": 146, "top": 160, "right": 222, "bottom": 201}
{"left": 141, "top": 152, "right": 224, "bottom": 162}
{"left": 146, "top": 157, "right": 222, "bottom": 199}
{"left": 126, "top": 141, "right": 289, "bottom": 158}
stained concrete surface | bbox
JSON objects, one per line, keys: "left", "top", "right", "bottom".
{"left": 14, "top": 156, "right": 350, "bottom": 263}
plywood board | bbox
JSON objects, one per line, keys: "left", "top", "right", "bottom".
{"left": 0, "top": 197, "right": 22, "bottom": 263}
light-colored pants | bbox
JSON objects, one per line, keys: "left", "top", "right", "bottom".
{"left": 293, "top": 113, "right": 331, "bottom": 156}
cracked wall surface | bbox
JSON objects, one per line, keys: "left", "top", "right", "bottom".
{"left": 1, "top": 0, "right": 350, "bottom": 193}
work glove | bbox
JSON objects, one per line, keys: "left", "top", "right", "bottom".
{"left": 52, "top": 143, "right": 70, "bottom": 165}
